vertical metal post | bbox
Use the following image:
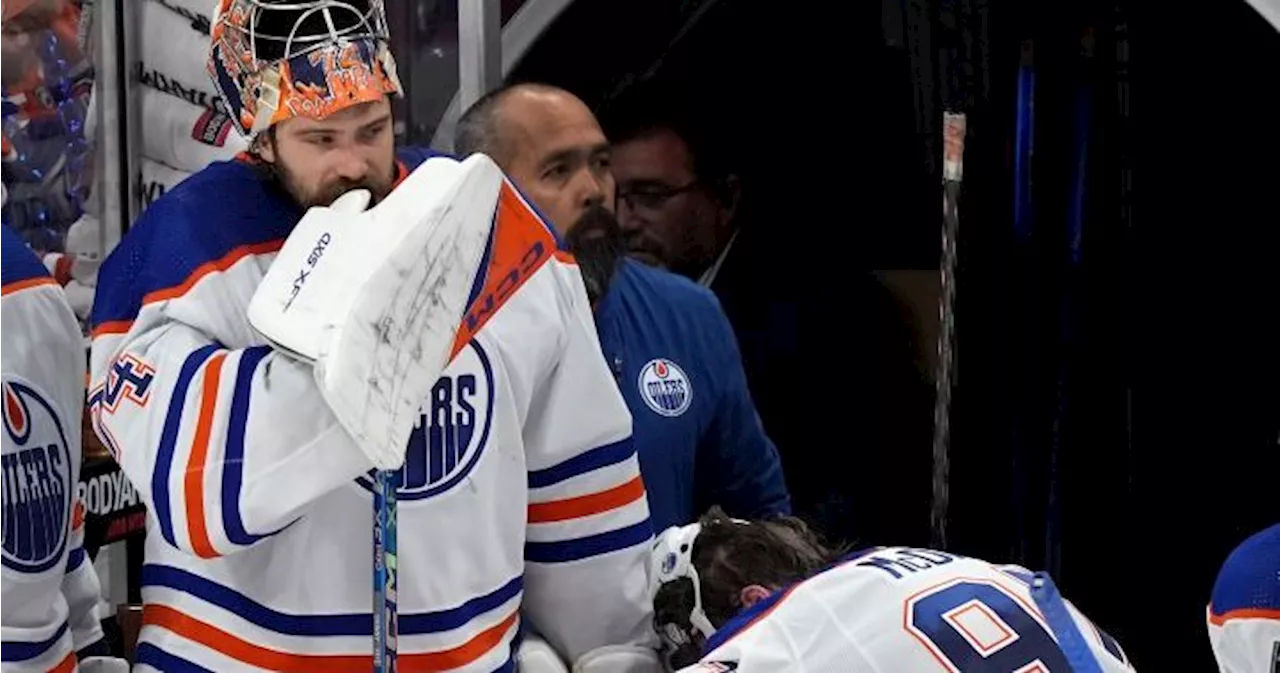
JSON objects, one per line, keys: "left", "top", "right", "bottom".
{"left": 121, "top": 0, "right": 143, "bottom": 227}
{"left": 93, "top": 0, "right": 126, "bottom": 255}
{"left": 457, "top": 0, "right": 502, "bottom": 115}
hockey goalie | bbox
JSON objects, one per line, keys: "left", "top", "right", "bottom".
{"left": 86, "top": 1, "right": 659, "bottom": 670}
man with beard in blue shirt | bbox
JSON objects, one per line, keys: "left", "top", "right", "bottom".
{"left": 455, "top": 83, "right": 789, "bottom": 531}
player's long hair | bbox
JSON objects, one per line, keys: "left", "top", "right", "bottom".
{"left": 692, "top": 506, "right": 843, "bottom": 628}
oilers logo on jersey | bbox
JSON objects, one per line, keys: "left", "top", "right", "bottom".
{"left": 639, "top": 358, "right": 693, "bottom": 417}
{"left": 1, "top": 376, "right": 73, "bottom": 574}
{"left": 355, "top": 341, "right": 495, "bottom": 500}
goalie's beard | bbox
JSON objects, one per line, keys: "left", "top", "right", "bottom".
{"left": 260, "top": 151, "right": 396, "bottom": 210}
{"left": 564, "top": 204, "right": 626, "bottom": 306}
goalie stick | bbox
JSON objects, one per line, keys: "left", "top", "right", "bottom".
{"left": 247, "top": 155, "right": 503, "bottom": 671}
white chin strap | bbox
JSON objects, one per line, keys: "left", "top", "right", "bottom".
{"left": 651, "top": 522, "right": 718, "bottom": 641}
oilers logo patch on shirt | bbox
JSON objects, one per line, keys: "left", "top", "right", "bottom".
{"left": 355, "top": 340, "right": 495, "bottom": 500}
{"left": 2, "top": 375, "right": 74, "bottom": 575}
{"left": 639, "top": 358, "right": 693, "bottom": 417}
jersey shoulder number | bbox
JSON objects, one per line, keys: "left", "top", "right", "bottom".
{"left": 900, "top": 560, "right": 1131, "bottom": 672}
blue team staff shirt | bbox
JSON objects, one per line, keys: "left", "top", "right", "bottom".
{"left": 593, "top": 258, "right": 790, "bottom": 530}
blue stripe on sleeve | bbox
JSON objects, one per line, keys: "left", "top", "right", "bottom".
{"left": 527, "top": 438, "right": 635, "bottom": 489}
{"left": 153, "top": 345, "right": 220, "bottom": 548}
{"left": 220, "top": 346, "right": 277, "bottom": 546}
{"left": 524, "top": 519, "right": 653, "bottom": 563}
{"left": 66, "top": 546, "right": 86, "bottom": 572}
{"left": 0, "top": 621, "right": 67, "bottom": 661}
{"left": 135, "top": 642, "right": 215, "bottom": 672}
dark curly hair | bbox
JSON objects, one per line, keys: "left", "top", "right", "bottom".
{"left": 692, "top": 506, "right": 841, "bottom": 627}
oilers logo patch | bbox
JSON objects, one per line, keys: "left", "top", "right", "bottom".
{"left": 357, "top": 341, "right": 495, "bottom": 501}
{"left": 638, "top": 358, "right": 692, "bottom": 418}
{"left": 1, "top": 376, "right": 73, "bottom": 574}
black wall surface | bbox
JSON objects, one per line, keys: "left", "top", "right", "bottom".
{"left": 512, "top": 1, "right": 1280, "bottom": 669}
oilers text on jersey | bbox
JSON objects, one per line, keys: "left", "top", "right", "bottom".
{"left": 3, "top": 224, "right": 111, "bottom": 672}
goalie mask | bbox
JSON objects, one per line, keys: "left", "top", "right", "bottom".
{"left": 207, "top": 0, "right": 403, "bottom": 138}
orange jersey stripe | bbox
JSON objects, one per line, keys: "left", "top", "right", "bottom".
{"left": 48, "top": 650, "right": 77, "bottom": 673}
{"left": 185, "top": 353, "right": 228, "bottom": 559}
{"left": 1209, "top": 607, "right": 1280, "bottom": 626}
{"left": 90, "top": 241, "right": 283, "bottom": 339}
{"left": 143, "top": 604, "right": 518, "bottom": 672}
{"left": 144, "top": 240, "right": 283, "bottom": 305}
{"left": 528, "top": 476, "right": 647, "bottom": 523}
{"left": 1, "top": 275, "right": 58, "bottom": 296}
{"left": 90, "top": 320, "right": 132, "bottom": 338}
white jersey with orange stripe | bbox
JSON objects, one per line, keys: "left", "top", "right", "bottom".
{"left": 682, "top": 546, "right": 1136, "bottom": 673}
{"left": 1207, "top": 524, "right": 1280, "bottom": 673}
{"left": 86, "top": 148, "right": 658, "bottom": 671}
{"left": 2, "top": 224, "right": 110, "bottom": 672}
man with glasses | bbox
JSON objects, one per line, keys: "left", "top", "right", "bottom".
{"left": 455, "top": 83, "right": 790, "bottom": 533}
{"left": 609, "top": 114, "right": 742, "bottom": 289}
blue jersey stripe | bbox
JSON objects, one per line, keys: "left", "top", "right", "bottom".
{"left": 524, "top": 519, "right": 652, "bottom": 563}
{"left": 219, "top": 346, "right": 284, "bottom": 546}
{"left": 142, "top": 564, "right": 523, "bottom": 636}
{"left": 527, "top": 438, "right": 635, "bottom": 489}
{"left": 134, "top": 642, "right": 215, "bottom": 672}
{"left": 1, "top": 224, "right": 53, "bottom": 288}
{"left": 153, "top": 345, "right": 220, "bottom": 548}
{"left": 0, "top": 620, "right": 67, "bottom": 662}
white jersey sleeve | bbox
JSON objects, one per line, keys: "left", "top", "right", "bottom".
{"left": 519, "top": 230, "right": 658, "bottom": 664}
{"left": 2, "top": 225, "right": 106, "bottom": 671}
{"left": 1207, "top": 524, "right": 1280, "bottom": 673}
{"left": 686, "top": 547, "right": 1136, "bottom": 673}
{"left": 87, "top": 184, "right": 375, "bottom": 560}
{"left": 61, "top": 497, "right": 108, "bottom": 657}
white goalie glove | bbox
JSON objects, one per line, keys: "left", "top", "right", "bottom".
{"left": 247, "top": 154, "right": 501, "bottom": 470}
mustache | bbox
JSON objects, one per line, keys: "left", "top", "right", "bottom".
{"left": 623, "top": 229, "right": 665, "bottom": 259}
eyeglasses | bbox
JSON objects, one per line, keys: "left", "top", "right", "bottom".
{"left": 616, "top": 180, "right": 700, "bottom": 211}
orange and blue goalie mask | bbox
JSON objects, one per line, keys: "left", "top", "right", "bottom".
{"left": 206, "top": 0, "right": 403, "bottom": 139}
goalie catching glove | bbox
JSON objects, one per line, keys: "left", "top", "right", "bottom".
{"left": 247, "top": 154, "right": 501, "bottom": 470}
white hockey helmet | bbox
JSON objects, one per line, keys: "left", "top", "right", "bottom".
{"left": 206, "top": 0, "right": 403, "bottom": 138}
{"left": 650, "top": 517, "right": 750, "bottom": 666}
{"left": 651, "top": 523, "right": 716, "bottom": 646}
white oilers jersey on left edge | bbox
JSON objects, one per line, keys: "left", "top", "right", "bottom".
{"left": 87, "top": 148, "right": 657, "bottom": 671}
{"left": 2, "top": 224, "right": 110, "bottom": 672}
{"left": 684, "top": 546, "right": 1137, "bottom": 673}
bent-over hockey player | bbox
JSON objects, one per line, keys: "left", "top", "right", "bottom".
{"left": 86, "top": 1, "right": 658, "bottom": 670}
{"left": 2, "top": 224, "right": 127, "bottom": 673}
{"left": 651, "top": 507, "right": 1138, "bottom": 672}
{"left": 1207, "top": 523, "right": 1280, "bottom": 673}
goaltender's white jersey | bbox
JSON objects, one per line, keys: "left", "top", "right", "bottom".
{"left": 87, "top": 149, "right": 656, "bottom": 671}
{"left": 3, "top": 225, "right": 108, "bottom": 672}
{"left": 684, "top": 546, "right": 1136, "bottom": 673}
{"left": 1207, "top": 523, "right": 1280, "bottom": 673}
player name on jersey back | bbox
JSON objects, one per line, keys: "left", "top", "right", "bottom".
{"left": 694, "top": 545, "right": 1135, "bottom": 673}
